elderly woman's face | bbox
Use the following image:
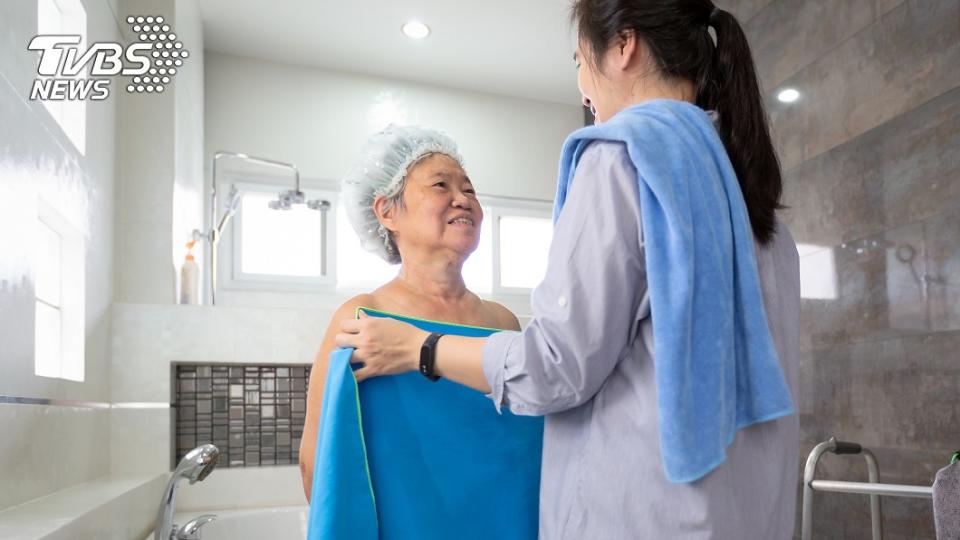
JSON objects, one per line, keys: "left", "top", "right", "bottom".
{"left": 386, "top": 153, "right": 483, "bottom": 261}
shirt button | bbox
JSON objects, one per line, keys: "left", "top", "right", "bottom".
{"left": 558, "top": 296, "right": 568, "bottom": 307}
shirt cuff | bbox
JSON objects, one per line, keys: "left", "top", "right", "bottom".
{"left": 481, "top": 330, "right": 520, "bottom": 414}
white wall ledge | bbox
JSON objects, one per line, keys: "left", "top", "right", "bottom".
{"left": 0, "top": 474, "right": 166, "bottom": 540}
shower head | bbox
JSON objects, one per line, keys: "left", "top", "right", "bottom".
{"left": 224, "top": 186, "right": 242, "bottom": 215}
{"left": 307, "top": 199, "right": 332, "bottom": 212}
{"left": 155, "top": 444, "right": 220, "bottom": 540}
{"left": 268, "top": 189, "right": 306, "bottom": 210}
{"left": 173, "top": 443, "right": 220, "bottom": 484}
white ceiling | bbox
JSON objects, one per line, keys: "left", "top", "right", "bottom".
{"left": 196, "top": 0, "right": 583, "bottom": 106}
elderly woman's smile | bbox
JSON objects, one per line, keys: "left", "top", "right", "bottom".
{"left": 448, "top": 215, "right": 475, "bottom": 227}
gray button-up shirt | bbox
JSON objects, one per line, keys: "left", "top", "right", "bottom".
{"left": 482, "top": 141, "right": 801, "bottom": 539}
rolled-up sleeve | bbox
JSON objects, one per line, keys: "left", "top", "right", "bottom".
{"left": 482, "top": 141, "right": 647, "bottom": 416}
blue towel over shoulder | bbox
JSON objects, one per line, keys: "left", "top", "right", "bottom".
{"left": 555, "top": 99, "right": 794, "bottom": 483}
{"left": 307, "top": 308, "right": 543, "bottom": 540}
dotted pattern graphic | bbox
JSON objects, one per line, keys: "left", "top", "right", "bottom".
{"left": 124, "top": 15, "right": 189, "bottom": 93}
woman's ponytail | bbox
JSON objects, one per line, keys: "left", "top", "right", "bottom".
{"left": 697, "top": 7, "right": 782, "bottom": 244}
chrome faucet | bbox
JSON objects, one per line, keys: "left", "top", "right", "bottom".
{"left": 155, "top": 444, "right": 220, "bottom": 540}
{"left": 175, "top": 515, "right": 218, "bottom": 540}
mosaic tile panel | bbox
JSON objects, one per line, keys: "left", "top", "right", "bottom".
{"left": 173, "top": 363, "right": 312, "bottom": 468}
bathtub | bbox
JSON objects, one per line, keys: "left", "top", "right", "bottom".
{"left": 158, "top": 506, "right": 309, "bottom": 540}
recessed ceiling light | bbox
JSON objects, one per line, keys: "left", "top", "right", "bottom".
{"left": 777, "top": 88, "right": 800, "bottom": 103}
{"left": 402, "top": 21, "right": 430, "bottom": 39}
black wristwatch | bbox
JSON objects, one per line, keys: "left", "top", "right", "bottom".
{"left": 419, "top": 332, "right": 444, "bottom": 382}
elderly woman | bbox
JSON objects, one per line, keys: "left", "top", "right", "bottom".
{"left": 298, "top": 125, "right": 519, "bottom": 499}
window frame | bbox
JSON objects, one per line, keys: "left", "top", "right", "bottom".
{"left": 36, "top": 0, "right": 88, "bottom": 155}
{"left": 481, "top": 195, "right": 554, "bottom": 297}
{"left": 222, "top": 176, "right": 338, "bottom": 293}
{"left": 34, "top": 198, "right": 85, "bottom": 382}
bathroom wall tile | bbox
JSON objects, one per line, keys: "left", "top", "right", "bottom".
{"left": 873, "top": 0, "right": 908, "bottom": 20}
{"left": 111, "top": 303, "right": 333, "bottom": 404}
{"left": 109, "top": 408, "right": 172, "bottom": 477}
{"left": 115, "top": 220, "right": 177, "bottom": 304}
{"left": 719, "top": 0, "right": 776, "bottom": 23}
{"left": 747, "top": 0, "right": 877, "bottom": 91}
{"left": 799, "top": 221, "right": 943, "bottom": 349}
{"left": 166, "top": 305, "right": 236, "bottom": 362}
{"left": 0, "top": 405, "right": 110, "bottom": 510}
{"left": 781, "top": 87, "right": 960, "bottom": 247}
{"left": 0, "top": 1, "right": 38, "bottom": 96}
{"left": 796, "top": 204, "right": 960, "bottom": 350}
{"left": 768, "top": 0, "right": 960, "bottom": 170}
{"left": 114, "top": 62, "right": 177, "bottom": 305}
{"left": 924, "top": 206, "right": 960, "bottom": 332}
{"left": 111, "top": 303, "right": 175, "bottom": 402}
{"left": 290, "top": 309, "right": 333, "bottom": 364}
{"left": 229, "top": 308, "right": 294, "bottom": 363}
{"left": 801, "top": 331, "right": 960, "bottom": 452}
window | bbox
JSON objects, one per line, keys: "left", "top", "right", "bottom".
{"left": 230, "top": 182, "right": 553, "bottom": 298}
{"left": 334, "top": 196, "right": 551, "bottom": 296}
{"left": 227, "top": 183, "right": 336, "bottom": 290}
{"left": 35, "top": 200, "right": 85, "bottom": 381}
{"left": 335, "top": 205, "right": 400, "bottom": 290}
{"left": 797, "top": 243, "right": 838, "bottom": 300}
{"left": 495, "top": 212, "right": 552, "bottom": 291}
{"left": 37, "top": 0, "right": 87, "bottom": 154}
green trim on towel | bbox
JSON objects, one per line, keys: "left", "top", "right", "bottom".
{"left": 354, "top": 306, "right": 509, "bottom": 332}
{"left": 349, "top": 366, "right": 379, "bottom": 525}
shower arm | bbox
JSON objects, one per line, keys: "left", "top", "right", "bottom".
{"left": 199, "top": 151, "right": 320, "bottom": 306}
{"left": 211, "top": 151, "right": 303, "bottom": 239}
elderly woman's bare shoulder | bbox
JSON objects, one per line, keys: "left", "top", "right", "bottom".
{"left": 481, "top": 300, "right": 521, "bottom": 331}
{"left": 328, "top": 293, "right": 379, "bottom": 326}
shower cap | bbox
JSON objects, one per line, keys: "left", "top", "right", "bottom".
{"left": 341, "top": 124, "right": 464, "bottom": 264}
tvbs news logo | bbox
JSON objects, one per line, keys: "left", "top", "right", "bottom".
{"left": 28, "top": 15, "right": 189, "bottom": 101}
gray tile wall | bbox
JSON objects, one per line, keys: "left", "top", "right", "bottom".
{"left": 721, "top": 1, "right": 960, "bottom": 538}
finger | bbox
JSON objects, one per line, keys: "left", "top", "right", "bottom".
{"left": 334, "top": 332, "right": 361, "bottom": 350}
{"left": 353, "top": 366, "right": 374, "bottom": 383}
{"left": 357, "top": 310, "right": 369, "bottom": 319}
{"left": 340, "top": 318, "right": 365, "bottom": 333}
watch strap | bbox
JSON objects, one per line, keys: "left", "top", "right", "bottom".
{"left": 419, "top": 332, "right": 444, "bottom": 382}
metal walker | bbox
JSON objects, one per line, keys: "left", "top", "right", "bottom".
{"left": 801, "top": 437, "right": 934, "bottom": 540}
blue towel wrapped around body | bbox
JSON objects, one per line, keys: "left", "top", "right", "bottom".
{"left": 307, "top": 308, "right": 544, "bottom": 540}
{"left": 555, "top": 99, "right": 794, "bottom": 483}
